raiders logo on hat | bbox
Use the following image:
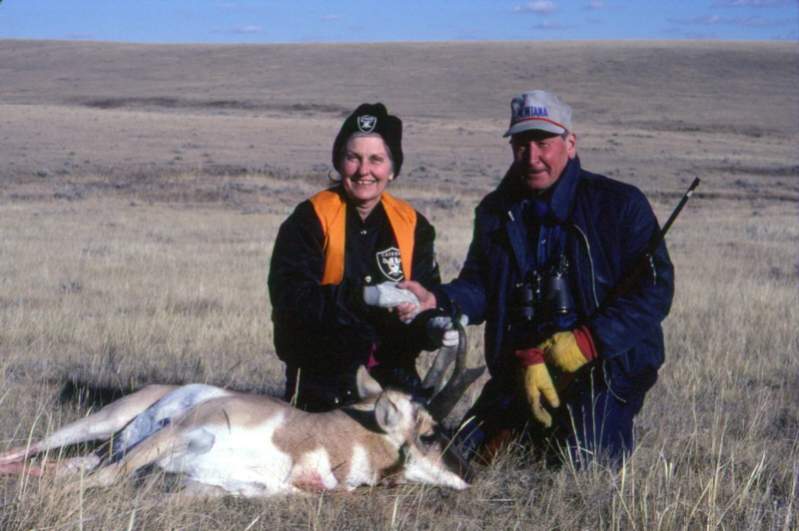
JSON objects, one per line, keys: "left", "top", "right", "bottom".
{"left": 357, "top": 114, "right": 378, "bottom": 133}
{"left": 376, "top": 247, "right": 403, "bottom": 282}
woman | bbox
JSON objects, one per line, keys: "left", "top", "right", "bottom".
{"left": 268, "top": 103, "right": 441, "bottom": 412}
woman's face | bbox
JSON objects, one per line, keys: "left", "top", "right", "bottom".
{"left": 340, "top": 134, "right": 394, "bottom": 213}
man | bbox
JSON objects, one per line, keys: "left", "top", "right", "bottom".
{"left": 399, "top": 90, "right": 674, "bottom": 465}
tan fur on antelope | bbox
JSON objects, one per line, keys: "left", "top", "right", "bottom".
{"left": 0, "top": 367, "right": 473, "bottom": 496}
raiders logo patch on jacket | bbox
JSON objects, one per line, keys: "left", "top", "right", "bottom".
{"left": 376, "top": 247, "right": 404, "bottom": 281}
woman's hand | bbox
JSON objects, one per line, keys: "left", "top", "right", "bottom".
{"left": 395, "top": 280, "right": 437, "bottom": 322}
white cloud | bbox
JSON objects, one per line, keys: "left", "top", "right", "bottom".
{"left": 532, "top": 20, "right": 568, "bottom": 29}
{"left": 713, "top": 0, "right": 793, "bottom": 7}
{"left": 670, "top": 14, "right": 724, "bottom": 24}
{"left": 228, "top": 25, "right": 263, "bottom": 34}
{"left": 665, "top": 29, "right": 720, "bottom": 39}
{"left": 668, "top": 14, "right": 792, "bottom": 27}
{"left": 734, "top": 15, "right": 795, "bottom": 26}
{"left": 585, "top": 0, "right": 605, "bottom": 9}
{"left": 514, "top": 1, "right": 558, "bottom": 14}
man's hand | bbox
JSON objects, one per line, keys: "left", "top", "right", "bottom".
{"left": 515, "top": 348, "right": 560, "bottom": 427}
{"left": 425, "top": 313, "right": 469, "bottom": 349}
{"left": 426, "top": 315, "right": 459, "bottom": 348}
{"left": 537, "top": 325, "right": 598, "bottom": 373}
{"left": 395, "top": 280, "right": 437, "bottom": 323}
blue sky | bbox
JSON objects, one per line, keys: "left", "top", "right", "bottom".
{"left": 0, "top": 0, "right": 796, "bottom": 43}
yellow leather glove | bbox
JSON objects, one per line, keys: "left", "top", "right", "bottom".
{"left": 537, "top": 326, "right": 598, "bottom": 374}
{"left": 516, "top": 349, "right": 561, "bottom": 428}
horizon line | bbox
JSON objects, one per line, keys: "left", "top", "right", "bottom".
{"left": 1, "top": 36, "right": 795, "bottom": 46}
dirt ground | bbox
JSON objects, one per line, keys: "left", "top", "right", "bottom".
{"left": 0, "top": 40, "right": 796, "bottom": 203}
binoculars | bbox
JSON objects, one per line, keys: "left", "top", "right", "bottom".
{"left": 510, "top": 255, "right": 576, "bottom": 324}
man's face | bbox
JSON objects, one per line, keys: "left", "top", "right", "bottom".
{"left": 511, "top": 130, "right": 576, "bottom": 193}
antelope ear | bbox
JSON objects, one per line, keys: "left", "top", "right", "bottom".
{"left": 374, "top": 393, "right": 403, "bottom": 432}
{"left": 356, "top": 366, "right": 383, "bottom": 399}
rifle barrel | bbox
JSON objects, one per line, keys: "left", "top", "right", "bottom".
{"left": 660, "top": 177, "right": 701, "bottom": 241}
{"left": 602, "top": 177, "right": 700, "bottom": 306}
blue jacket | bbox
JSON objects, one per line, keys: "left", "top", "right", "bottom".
{"left": 437, "top": 158, "right": 674, "bottom": 388}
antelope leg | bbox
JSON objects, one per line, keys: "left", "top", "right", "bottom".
{"left": 81, "top": 421, "right": 190, "bottom": 489}
{"left": 0, "top": 385, "right": 176, "bottom": 465}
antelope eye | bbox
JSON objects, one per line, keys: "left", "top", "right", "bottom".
{"left": 419, "top": 432, "right": 438, "bottom": 447}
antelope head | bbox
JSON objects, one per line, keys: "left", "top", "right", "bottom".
{"left": 355, "top": 367, "right": 469, "bottom": 490}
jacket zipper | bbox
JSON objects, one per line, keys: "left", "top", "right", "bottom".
{"left": 570, "top": 223, "right": 628, "bottom": 404}
{"left": 570, "top": 223, "right": 599, "bottom": 310}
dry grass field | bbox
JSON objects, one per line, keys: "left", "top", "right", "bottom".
{"left": 0, "top": 39, "right": 797, "bottom": 529}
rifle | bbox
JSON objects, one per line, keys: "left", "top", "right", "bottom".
{"left": 654, "top": 178, "right": 701, "bottom": 252}
{"left": 603, "top": 177, "right": 700, "bottom": 305}
{"left": 550, "top": 177, "right": 702, "bottom": 403}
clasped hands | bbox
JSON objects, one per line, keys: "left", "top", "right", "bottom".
{"left": 393, "top": 281, "right": 464, "bottom": 349}
{"left": 515, "top": 326, "right": 598, "bottom": 427}
{"left": 363, "top": 281, "right": 457, "bottom": 348}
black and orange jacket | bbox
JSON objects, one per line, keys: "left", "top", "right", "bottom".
{"left": 268, "top": 185, "right": 440, "bottom": 398}
{"left": 308, "top": 188, "right": 417, "bottom": 286}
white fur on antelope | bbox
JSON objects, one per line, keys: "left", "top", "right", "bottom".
{"left": 0, "top": 368, "right": 468, "bottom": 496}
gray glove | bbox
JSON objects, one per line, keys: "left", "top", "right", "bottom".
{"left": 363, "top": 282, "right": 421, "bottom": 323}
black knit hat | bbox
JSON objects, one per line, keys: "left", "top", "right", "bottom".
{"left": 332, "top": 103, "right": 403, "bottom": 177}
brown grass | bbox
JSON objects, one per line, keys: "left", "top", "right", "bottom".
{"left": 1, "top": 171, "right": 796, "bottom": 530}
{"left": 1, "top": 39, "right": 797, "bottom": 529}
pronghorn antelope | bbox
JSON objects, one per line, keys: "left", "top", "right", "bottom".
{"left": 0, "top": 318, "right": 483, "bottom": 496}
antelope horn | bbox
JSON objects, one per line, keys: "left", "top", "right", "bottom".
{"left": 421, "top": 340, "right": 457, "bottom": 394}
{"left": 427, "top": 315, "right": 485, "bottom": 420}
